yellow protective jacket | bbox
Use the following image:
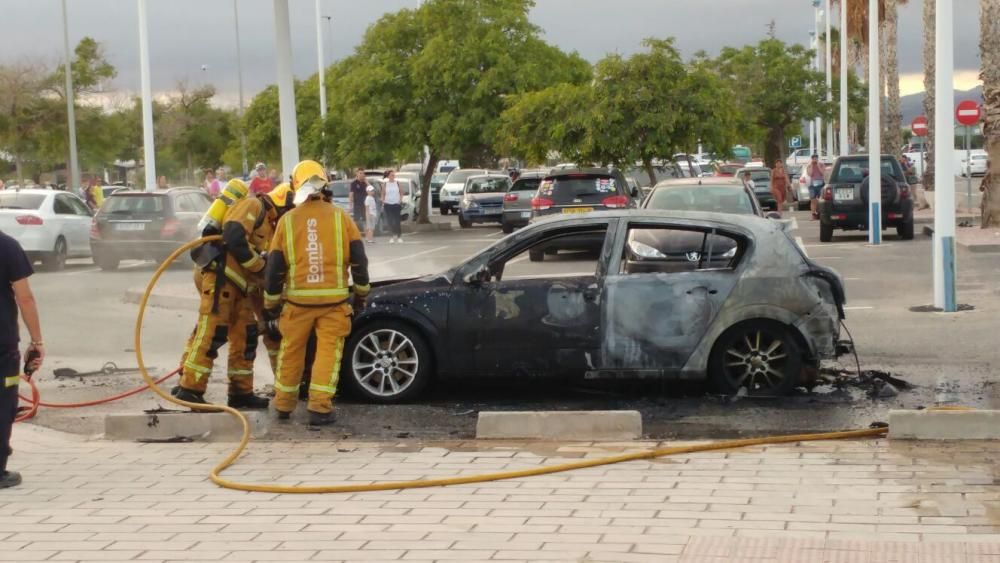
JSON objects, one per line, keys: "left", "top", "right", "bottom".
{"left": 263, "top": 197, "right": 370, "bottom": 309}
{"left": 219, "top": 196, "right": 276, "bottom": 292}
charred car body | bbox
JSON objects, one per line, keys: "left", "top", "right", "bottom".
{"left": 341, "top": 210, "right": 848, "bottom": 403}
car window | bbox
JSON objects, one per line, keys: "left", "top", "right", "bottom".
{"left": 645, "top": 187, "right": 755, "bottom": 215}
{"left": 744, "top": 170, "right": 771, "bottom": 183}
{"left": 510, "top": 177, "right": 542, "bottom": 193}
{"left": 490, "top": 227, "right": 608, "bottom": 281}
{"left": 67, "top": 196, "right": 92, "bottom": 216}
{"left": 832, "top": 159, "right": 901, "bottom": 182}
{"left": 467, "top": 177, "right": 510, "bottom": 194}
{"left": 104, "top": 195, "right": 166, "bottom": 215}
{"left": 53, "top": 195, "right": 75, "bottom": 215}
{"left": 446, "top": 169, "right": 487, "bottom": 184}
{"left": 622, "top": 226, "right": 741, "bottom": 275}
{"left": 0, "top": 193, "right": 46, "bottom": 210}
{"left": 539, "top": 175, "right": 621, "bottom": 204}
{"left": 329, "top": 181, "right": 351, "bottom": 198}
{"left": 191, "top": 192, "right": 212, "bottom": 211}
{"left": 175, "top": 193, "right": 198, "bottom": 213}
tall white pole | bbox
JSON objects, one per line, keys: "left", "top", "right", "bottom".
{"left": 273, "top": 0, "right": 300, "bottom": 177}
{"left": 315, "top": 0, "right": 327, "bottom": 164}
{"left": 234, "top": 0, "right": 248, "bottom": 178}
{"left": 61, "top": 0, "right": 80, "bottom": 193}
{"left": 824, "top": 0, "right": 834, "bottom": 154}
{"left": 137, "top": 0, "right": 156, "bottom": 191}
{"left": 932, "top": 0, "right": 956, "bottom": 311}
{"left": 839, "top": 0, "right": 848, "bottom": 155}
{"left": 814, "top": 2, "right": 823, "bottom": 156}
{"left": 867, "top": 0, "right": 881, "bottom": 245}
{"left": 809, "top": 32, "right": 816, "bottom": 159}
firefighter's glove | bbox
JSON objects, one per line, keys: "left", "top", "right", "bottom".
{"left": 263, "top": 308, "right": 282, "bottom": 341}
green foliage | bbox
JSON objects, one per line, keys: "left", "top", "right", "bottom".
{"left": 49, "top": 37, "right": 117, "bottom": 97}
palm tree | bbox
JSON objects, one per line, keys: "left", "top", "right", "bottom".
{"left": 922, "top": 0, "right": 935, "bottom": 191}
{"left": 980, "top": 0, "right": 999, "bottom": 227}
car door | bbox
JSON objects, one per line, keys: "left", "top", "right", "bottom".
{"left": 177, "top": 192, "right": 209, "bottom": 239}
{"left": 51, "top": 194, "right": 81, "bottom": 254}
{"left": 598, "top": 221, "right": 746, "bottom": 374}
{"left": 64, "top": 195, "right": 94, "bottom": 256}
{"left": 448, "top": 220, "right": 617, "bottom": 377}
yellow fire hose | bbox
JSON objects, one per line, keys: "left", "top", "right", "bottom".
{"left": 134, "top": 236, "right": 889, "bottom": 494}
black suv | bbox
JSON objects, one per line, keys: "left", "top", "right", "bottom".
{"left": 819, "top": 155, "right": 915, "bottom": 242}
{"left": 90, "top": 188, "right": 211, "bottom": 270}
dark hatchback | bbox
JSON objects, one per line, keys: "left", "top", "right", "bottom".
{"left": 818, "top": 155, "right": 915, "bottom": 242}
{"left": 90, "top": 188, "right": 211, "bottom": 270}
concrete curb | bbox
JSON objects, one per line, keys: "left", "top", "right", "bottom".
{"left": 123, "top": 288, "right": 199, "bottom": 311}
{"left": 104, "top": 411, "right": 269, "bottom": 442}
{"left": 888, "top": 409, "right": 1000, "bottom": 440}
{"left": 476, "top": 410, "right": 642, "bottom": 441}
{"left": 403, "top": 222, "right": 453, "bottom": 234}
{"left": 922, "top": 226, "right": 1000, "bottom": 252}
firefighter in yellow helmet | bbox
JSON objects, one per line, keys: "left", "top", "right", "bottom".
{"left": 174, "top": 178, "right": 296, "bottom": 408}
{"left": 263, "top": 160, "right": 370, "bottom": 425}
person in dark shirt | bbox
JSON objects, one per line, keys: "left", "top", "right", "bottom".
{"left": 0, "top": 231, "right": 44, "bottom": 489}
{"left": 348, "top": 168, "right": 369, "bottom": 225}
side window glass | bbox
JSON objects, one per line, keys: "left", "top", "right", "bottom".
{"left": 69, "top": 196, "right": 91, "bottom": 216}
{"left": 53, "top": 196, "right": 74, "bottom": 214}
{"left": 192, "top": 193, "right": 211, "bottom": 211}
{"left": 176, "top": 194, "right": 197, "bottom": 212}
{"left": 490, "top": 227, "right": 608, "bottom": 282}
{"left": 622, "top": 227, "right": 741, "bottom": 275}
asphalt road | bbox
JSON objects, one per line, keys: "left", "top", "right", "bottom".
{"left": 21, "top": 205, "right": 1000, "bottom": 440}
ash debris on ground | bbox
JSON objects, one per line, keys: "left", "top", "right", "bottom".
{"left": 817, "top": 367, "right": 913, "bottom": 399}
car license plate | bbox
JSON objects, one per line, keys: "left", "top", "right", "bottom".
{"left": 834, "top": 188, "right": 853, "bottom": 201}
{"left": 115, "top": 223, "right": 146, "bottom": 231}
{"left": 520, "top": 211, "right": 531, "bottom": 219}
{"left": 562, "top": 207, "right": 593, "bottom": 214}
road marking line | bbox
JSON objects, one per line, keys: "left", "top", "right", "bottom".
{"left": 789, "top": 217, "right": 799, "bottom": 232}
{"left": 377, "top": 246, "right": 449, "bottom": 265}
{"left": 844, "top": 306, "right": 875, "bottom": 310}
{"left": 844, "top": 277, "right": 862, "bottom": 281}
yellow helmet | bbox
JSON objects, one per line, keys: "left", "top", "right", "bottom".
{"left": 220, "top": 178, "right": 249, "bottom": 206}
{"left": 265, "top": 183, "right": 294, "bottom": 210}
{"left": 290, "top": 159, "right": 328, "bottom": 191}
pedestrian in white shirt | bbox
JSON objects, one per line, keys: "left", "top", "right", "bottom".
{"left": 382, "top": 170, "right": 403, "bottom": 243}
{"left": 364, "top": 186, "right": 378, "bottom": 243}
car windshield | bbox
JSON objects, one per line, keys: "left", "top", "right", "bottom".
{"left": 645, "top": 186, "right": 755, "bottom": 215}
{"left": 510, "top": 176, "right": 542, "bottom": 192}
{"left": 431, "top": 173, "right": 448, "bottom": 186}
{"left": 329, "top": 181, "right": 351, "bottom": 198}
{"left": 446, "top": 169, "right": 486, "bottom": 184}
{"left": 104, "top": 194, "right": 166, "bottom": 214}
{"left": 742, "top": 170, "right": 771, "bottom": 183}
{"left": 718, "top": 164, "right": 742, "bottom": 175}
{"left": 972, "top": 155, "right": 987, "bottom": 161}
{"left": 832, "top": 159, "right": 901, "bottom": 182}
{"left": 539, "top": 175, "right": 620, "bottom": 204}
{"left": 0, "top": 193, "right": 45, "bottom": 210}
{"left": 466, "top": 177, "right": 509, "bottom": 194}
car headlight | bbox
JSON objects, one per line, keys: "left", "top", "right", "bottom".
{"left": 464, "top": 199, "right": 478, "bottom": 208}
{"left": 629, "top": 240, "right": 666, "bottom": 259}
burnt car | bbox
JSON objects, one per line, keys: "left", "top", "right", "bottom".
{"left": 819, "top": 155, "right": 915, "bottom": 242}
{"left": 341, "top": 210, "right": 848, "bottom": 403}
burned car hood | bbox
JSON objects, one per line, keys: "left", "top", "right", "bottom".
{"left": 369, "top": 272, "right": 453, "bottom": 293}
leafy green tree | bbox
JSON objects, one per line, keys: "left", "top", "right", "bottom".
{"left": 715, "top": 38, "right": 832, "bottom": 167}
{"left": 496, "top": 83, "right": 593, "bottom": 165}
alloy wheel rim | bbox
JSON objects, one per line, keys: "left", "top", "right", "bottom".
{"left": 352, "top": 329, "right": 418, "bottom": 397}
{"left": 723, "top": 329, "right": 788, "bottom": 392}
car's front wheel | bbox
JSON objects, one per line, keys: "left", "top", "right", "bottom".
{"left": 342, "top": 321, "right": 432, "bottom": 403}
{"left": 708, "top": 320, "right": 802, "bottom": 396}
{"left": 819, "top": 221, "right": 833, "bottom": 242}
{"left": 42, "top": 237, "right": 67, "bottom": 271}
{"left": 458, "top": 214, "right": 470, "bottom": 228}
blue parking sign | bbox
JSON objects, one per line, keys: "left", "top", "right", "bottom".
{"left": 789, "top": 136, "right": 802, "bottom": 149}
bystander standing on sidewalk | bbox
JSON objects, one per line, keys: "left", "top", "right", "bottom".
{"left": 349, "top": 168, "right": 368, "bottom": 226}
{"left": 0, "top": 230, "right": 43, "bottom": 489}
{"left": 382, "top": 169, "right": 403, "bottom": 243}
{"left": 364, "top": 185, "right": 377, "bottom": 243}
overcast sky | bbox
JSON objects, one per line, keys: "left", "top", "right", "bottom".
{"left": 0, "top": 0, "right": 983, "bottom": 105}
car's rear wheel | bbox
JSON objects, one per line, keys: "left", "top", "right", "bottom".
{"left": 709, "top": 320, "right": 802, "bottom": 396}
{"left": 440, "top": 207, "right": 449, "bottom": 216}
{"left": 458, "top": 214, "right": 470, "bottom": 228}
{"left": 897, "top": 221, "right": 914, "bottom": 240}
{"left": 93, "top": 251, "right": 119, "bottom": 271}
{"left": 342, "top": 321, "right": 431, "bottom": 403}
{"left": 501, "top": 221, "right": 514, "bottom": 234}
{"left": 819, "top": 222, "right": 833, "bottom": 242}
{"left": 42, "top": 237, "right": 67, "bottom": 271}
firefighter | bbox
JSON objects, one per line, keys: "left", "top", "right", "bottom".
{"left": 263, "top": 160, "right": 370, "bottom": 426}
{"left": 174, "top": 179, "right": 296, "bottom": 408}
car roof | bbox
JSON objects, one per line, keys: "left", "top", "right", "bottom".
{"left": 466, "top": 174, "right": 509, "bottom": 181}
{"left": 529, "top": 208, "right": 772, "bottom": 235}
{"left": 737, "top": 167, "right": 772, "bottom": 173}
{"left": 544, "top": 167, "right": 616, "bottom": 178}
{"left": 0, "top": 188, "right": 56, "bottom": 196}
{"left": 653, "top": 178, "right": 743, "bottom": 188}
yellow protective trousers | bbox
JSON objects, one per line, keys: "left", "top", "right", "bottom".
{"left": 273, "top": 303, "right": 351, "bottom": 414}
{"left": 179, "top": 272, "right": 258, "bottom": 396}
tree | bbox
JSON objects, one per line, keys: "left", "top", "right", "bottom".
{"left": 158, "top": 83, "right": 237, "bottom": 184}
{"left": 495, "top": 83, "right": 593, "bottom": 165}
{"left": 980, "top": 0, "right": 1000, "bottom": 227}
{"left": 921, "top": 0, "right": 935, "bottom": 191}
{"left": 716, "top": 38, "right": 832, "bottom": 168}
{"left": 325, "top": 0, "right": 589, "bottom": 223}
{"left": 47, "top": 37, "right": 117, "bottom": 99}
{"left": 0, "top": 61, "right": 49, "bottom": 186}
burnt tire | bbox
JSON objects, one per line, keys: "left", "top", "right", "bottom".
{"left": 708, "top": 320, "right": 803, "bottom": 396}
{"left": 897, "top": 221, "right": 914, "bottom": 240}
{"left": 341, "top": 321, "right": 432, "bottom": 404}
{"left": 528, "top": 248, "right": 544, "bottom": 262}
{"left": 819, "top": 222, "right": 833, "bottom": 242}
{"left": 42, "top": 237, "right": 67, "bottom": 271}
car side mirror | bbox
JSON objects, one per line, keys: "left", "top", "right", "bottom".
{"left": 463, "top": 265, "right": 491, "bottom": 286}
{"left": 765, "top": 211, "right": 782, "bottom": 220}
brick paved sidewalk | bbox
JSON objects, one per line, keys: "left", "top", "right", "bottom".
{"left": 3, "top": 424, "right": 1000, "bottom": 562}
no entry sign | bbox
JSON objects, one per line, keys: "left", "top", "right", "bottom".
{"left": 911, "top": 116, "right": 928, "bottom": 136}
{"left": 956, "top": 100, "right": 982, "bottom": 127}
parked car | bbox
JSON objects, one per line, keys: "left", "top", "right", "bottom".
{"left": 0, "top": 189, "right": 94, "bottom": 270}
{"left": 713, "top": 163, "right": 743, "bottom": 177}
{"left": 786, "top": 148, "right": 834, "bottom": 168}
{"left": 429, "top": 172, "right": 449, "bottom": 207}
{"left": 736, "top": 167, "right": 776, "bottom": 210}
{"left": 439, "top": 169, "right": 488, "bottom": 215}
{"left": 328, "top": 179, "right": 362, "bottom": 216}
{"left": 90, "top": 188, "right": 212, "bottom": 271}
{"left": 643, "top": 178, "right": 766, "bottom": 217}
{"left": 396, "top": 171, "right": 422, "bottom": 193}
{"left": 501, "top": 170, "right": 547, "bottom": 234}
{"left": 341, "top": 210, "right": 848, "bottom": 403}
{"left": 369, "top": 177, "right": 418, "bottom": 222}
{"left": 818, "top": 155, "right": 915, "bottom": 242}
{"left": 962, "top": 153, "right": 988, "bottom": 177}
{"left": 458, "top": 174, "right": 512, "bottom": 228}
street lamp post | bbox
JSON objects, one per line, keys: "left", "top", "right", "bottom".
{"left": 839, "top": 0, "right": 848, "bottom": 156}
{"left": 315, "top": 0, "right": 327, "bottom": 164}
{"left": 61, "top": 0, "right": 80, "bottom": 193}
{"left": 233, "top": 0, "right": 248, "bottom": 178}
{"left": 867, "top": 0, "right": 881, "bottom": 245}
{"left": 824, "top": 0, "right": 833, "bottom": 154}
{"left": 809, "top": 29, "right": 816, "bottom": 159}
{"left": 137, "top": 0, "right": 156, "bottom": 192}
{"left": 273, "top": 0, "right": 300, "bottom": 177}
{"left": 813, "top": 0, "right": 823, "bottom": 156}
{"left": 932, "top": 0, "right": 956, "bottom": 311}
